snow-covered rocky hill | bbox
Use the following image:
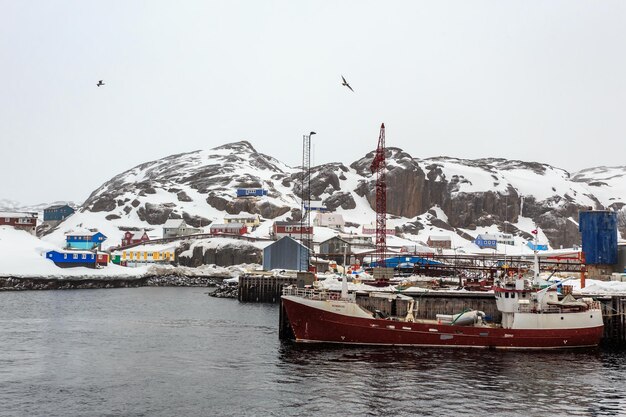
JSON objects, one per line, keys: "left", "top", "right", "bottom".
{"left": 41, "top": 141, "right": 626, "bottom": 250}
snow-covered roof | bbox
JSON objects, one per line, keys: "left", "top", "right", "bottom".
{"left": 428, "top": 235, "right": 451, "bottom": 241}
{"left": 65, "top": 230, "right": 102, "bottom": 237}
{"left": 163, "top": 219, "right": 185, "bottom": 228}
{"left": 130, "top": 230, "right": 147, "bottom": 239}
{"left": 48, "top": 249, "right": 100, "bottom": 255}
{"left": 210, "top": 223, "right": 245, "bottom": 228}
{"left": 476, "top": 234, "right": 498, "bottom": 240}
{"left": 224, "top": 213, "right": 258, "bottom": 219}
{"left": 0, "top": 211, "right": 37, "bottom": 218}
{"left": 45, "top": 204, "right": 73, "bottom": 210}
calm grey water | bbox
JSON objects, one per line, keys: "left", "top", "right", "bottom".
{"left": 1, "top": 287, "right": 625, "bottom": 417}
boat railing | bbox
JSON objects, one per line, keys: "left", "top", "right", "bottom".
{"left": 517, "top": 300, "right": 602, "bottom": 314}
{"left": 282, "top": 286, "right": 344, "bottom": 301}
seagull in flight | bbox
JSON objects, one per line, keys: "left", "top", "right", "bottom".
{"left": 341, "top": 75, "right": 354, "bottom": 92}
{"left": 96, "top": 80, "right": 105, "bottom": 87}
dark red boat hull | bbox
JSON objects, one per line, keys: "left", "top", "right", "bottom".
{"left": 282, "top": 297, "right": 603, "bottom": 349}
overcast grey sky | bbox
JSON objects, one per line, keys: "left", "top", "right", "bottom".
{"left": 1, "top": 1, "right": 625, "bottom": 205}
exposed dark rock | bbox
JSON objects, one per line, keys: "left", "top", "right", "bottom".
{"left": 177, "top": 191, "right": 193, "bottom": 202}
{"left": 323, "top": 192, "right": 356, "bottom": 211}
{"left": 105, "top": 214, "right": 121, "bottom": 221}
{"left": 90, "top": 198, "right": 116, "bottom": 212}
{"left": 178, "top": 242, "right": 262, "bottom": 267}
{"left": 137, "top": 203, "right": 175, "bottom": 225}
{"left": 182, "top": 212, "right": 211, "bottom": 228}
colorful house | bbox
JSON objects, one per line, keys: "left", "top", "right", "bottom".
{"left": 114, "top": 246, "right": 176, "bottom": 267}
{"left": 427, "top": 236, "right": 452, "bottom": 249}
{"left": 65, "top": 231, "right": 107, "bottom": 250}
{"left": 362, "top": 224, "right": 396, "bottom": 236}
{"left": 43, "top": 204, "right": 75, "bottom": 221}
{"left": 224, "top": 213, "right": 260, "bottom": 229}
{"left": 0, "top": 211, "right": 38, "bottom": 235}
{"left": 46, "top": 250, "right": 97, "bottom": 268}
{"left": 272, "top": 221, "right": 313, "bottom": 240}
{"left": 236, "top": 188, "right": 268, "bottom": 198}
{"left": 209, "top": 223, "right": 248, "bottom": 235}
{"left": 474, "top": 234, "right": 497, "bottom": 249}
{"left": 121, "top": 229, "right": 150, "bottom": 247}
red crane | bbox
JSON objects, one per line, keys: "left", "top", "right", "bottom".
{"left": 370, "top": 123, "right": 387, "bottom": 267}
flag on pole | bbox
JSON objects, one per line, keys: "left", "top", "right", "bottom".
{"left": 531, "top": 229, "right": 538, "bottom": 235}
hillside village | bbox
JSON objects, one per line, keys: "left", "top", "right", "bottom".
{"left": 1, "top": 141, "right": 625, "bottom": 280}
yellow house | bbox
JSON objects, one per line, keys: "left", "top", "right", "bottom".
{"left": 117, "top": 246, "right": 176, "bottom": 267}
{"left": 223, "top": 213, "right": 261, "bottom": 229}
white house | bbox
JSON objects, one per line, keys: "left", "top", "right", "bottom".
{"left": 162, "top": 219, "right": 200, "bottom": 239}
{"left": 313, "top": 213, "right": 345, "bottom": 231}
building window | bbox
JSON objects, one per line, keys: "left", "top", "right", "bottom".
{"left": 73, "top": 254, "right": 78, "bottom": 259}
{"left": 64, "top": 254, "right": 67, "bottom": 259}
{"left": 82, "top": 254, "right": 86, "bottom": 260}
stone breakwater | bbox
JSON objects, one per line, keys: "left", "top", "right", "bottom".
{"left": 0, "top": 276, "right": 221, "bottom": 291}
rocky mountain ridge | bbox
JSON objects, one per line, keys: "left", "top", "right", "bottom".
{"left": 46, "top": 141, "right": 626, "bottom": 249}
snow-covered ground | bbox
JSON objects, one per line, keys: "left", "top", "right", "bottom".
{"left": 0, "top": 227, "right": 253, "bottom": 279}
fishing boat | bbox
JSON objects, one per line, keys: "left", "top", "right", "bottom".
{"left": 281, "top": 251, "right": 604, "bottom": 349}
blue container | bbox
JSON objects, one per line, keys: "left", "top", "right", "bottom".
{"left": 579, "top": 211, "right": 618, "bottom": 265}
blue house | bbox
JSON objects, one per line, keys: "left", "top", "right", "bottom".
{"left": 527, "top": 241, "right": 548, "bottom": 251}
{"left": 43, "top": 204, "right": 75, "bottom": 221}
{"left": 46, "top": 250, "right": 97, "bottom": 268}
{"left": 66, "top": 231, "right": 107, "bottom": 250}
{"left": 474, "top": 234, "right": 497, "bottom": 249}
{"left": 263, "top": 236, "right": 310, "bottom": 271}
{"left": 236, "top": 188, "right": 268, "bottom": 198}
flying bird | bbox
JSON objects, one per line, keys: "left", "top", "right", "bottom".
{"left": 96, "top": 80, "right": 105, "bottom": 87}
{"left": 341, "top": 75, "right": 354, "bottom": 92}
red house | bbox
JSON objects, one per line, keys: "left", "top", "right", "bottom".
{"left": 121, "top": 230, "right": 150, "bottom": 246}
{"left": 209, "top": 223, "right": 248, "bottom": 235}
{"left": 272, "top": 221, "right": 313, "bottom": 240}
{"left": 0, "top": 211, "right": 38, "bottom": 235}
{"left": 96, "top": 253, "right": 109, "bottom": 266}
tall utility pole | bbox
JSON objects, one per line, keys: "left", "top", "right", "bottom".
{"left": 370, "top": 123, "right": 387, "bottom": 267}
{"left": 300, "top": 131, "right": 316, "bottom": 270}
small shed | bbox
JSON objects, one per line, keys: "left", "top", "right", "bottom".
{"left": 263, "top": 236, "right": 310, "bottom": 271}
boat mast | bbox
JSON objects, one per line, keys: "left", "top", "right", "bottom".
{"left": 532, "top": 229, "right": 540, "bottom": 285}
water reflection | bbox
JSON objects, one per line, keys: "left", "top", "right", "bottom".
{"left": 278, "top": 343, "right": 625, "bottom": 416}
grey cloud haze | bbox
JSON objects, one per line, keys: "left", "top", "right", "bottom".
{"left": 1, "top": 0, "right": 625, "bottom": 205}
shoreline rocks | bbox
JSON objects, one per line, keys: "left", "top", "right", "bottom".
{"left": 0, "top": 275, "right": 224, "bottom": 291}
